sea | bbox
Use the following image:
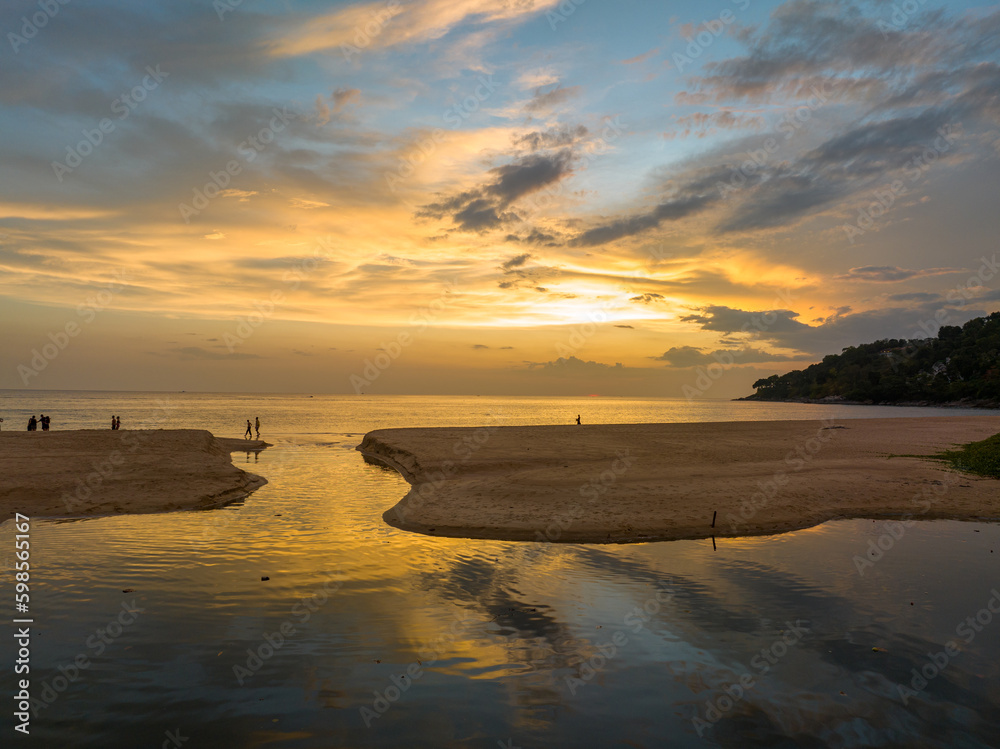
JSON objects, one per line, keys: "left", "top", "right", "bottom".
{"left": 1, "top": 391, "right": 998, "bottom": 748}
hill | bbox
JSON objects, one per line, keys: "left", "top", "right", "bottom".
{"left": 742, "top": 312, "right": 1000, "bottom": 407}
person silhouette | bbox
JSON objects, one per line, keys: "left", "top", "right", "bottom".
{"left": 115, "top": 416, "right": 121, "bottom": 430}
{"left": 111, "top": 415, "right": 117, "bottom": 430}
{"left": 576, "top": 415, "right": 581, "bottom": 425}
{"left": 28, "top": 415, "right": 37, "bottom": 431}
{"left": 41, "top": 414, "right": 50, "bottom": 431}
{"left": 255, "top": 416, "right": 260, "bottom": 440}
{"left": 245, "top": 419, "right": 253, "bottom": 440}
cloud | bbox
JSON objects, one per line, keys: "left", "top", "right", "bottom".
{"left": 887, "top": 292, "right": 943, "bottom": 302}
{"left": 167, "top": 346, "right": 262, "bottom": 360}
{"left": 680, "top": 300, "right": 999, "bottom": 356}
{"left": 315, "top": 87, "right": 361, "bottom": 126}
{"left": 621, "top": 48, "right": 659, "bottom": 65}
{"left": 268, "top": 0, "right": 564, "bottom": 58}
{"left": 419, "top": 150, "right": 575, "bottom": 232}
{"left": 630, "top": 293, "right": 664, "bottom": 304}
{"left": 836, "top": 266, "right": 960, "bottom": 282}
{"left": 524, "top": 85, "right": 582, "bottom": 114}
{"left": 655, "top": 345, "right": 809, "bottom": 366}
{"left": 501, "top": 253, "right": 531, "bottom": 270}
{"left": 515, "top": 125, "right": 589, "bottom": 152}
{"left": 526, "top": 356, "right": 626, "bottom": 374}
{"left": 562, "top": 4, "right": 1000, "bottom": 242}
{"left": 332, "top": 87, "right": 360, "bottom": 112}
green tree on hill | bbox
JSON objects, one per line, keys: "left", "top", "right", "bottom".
{"left": 746, "top": 312, "right": 1000, "bottom": 405}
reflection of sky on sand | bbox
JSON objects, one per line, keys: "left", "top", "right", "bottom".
{"left": 1, "top": 392, "right": 998, "bottom": 747}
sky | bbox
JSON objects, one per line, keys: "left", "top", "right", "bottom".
{"left": 1, "top": 0, "right": 999, "bottom": 396}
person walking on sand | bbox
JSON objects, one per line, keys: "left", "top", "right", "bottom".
{"left": 576, "top": 414, "right": 581, "bottom": 425}
{"left": 115, "top": 416, "right": 121, "bottom": 430}
{"left": 245, "top": 419, "right": 253, "bottom": 440}
{"left": 28, "top": 415, "right": 37, "bottom": 431}
{"left": 255, "top": 416, "right": 260, "bottom": 440}
{"left": 41, "top": 414, "right": 50, "bottom": 431}
{"left": 111, "top": 415, "right": 117, "bottom": 430}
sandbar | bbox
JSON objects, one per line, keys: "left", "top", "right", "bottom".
{"left": 357, "top": 415, "right": 1000, "bottom": 543}
{"left": 0, "top": 429, "right": 270, "bottom": 519}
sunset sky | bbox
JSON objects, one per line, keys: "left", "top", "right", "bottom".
{"left": 2, "top": 0, "right": 999, "bottom": 396}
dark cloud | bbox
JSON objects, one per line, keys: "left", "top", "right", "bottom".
{"left": 568, "top": 4, "right": 1000, "bottom": 242}
{"left": 515, "top": 125, "right": 589, "bottom": 151}
{"left": 524, "top": 86, "right": 582, "bottom": 114}
{"left": 630, "top": 293, "right": 664, "bottom": 304}
{"left": 680, "top": 306, "right": 809, "bottom": 336}
{"left": 655, "top": 345, "right": 808, "bottom": 366}
{"left": 505, "top": 229, "right": 557, "bottom": 244}
{"left": 836, "top": 266, "right": 959, "bottom": 282}
{"left": 419, "top": 151, "right": 574, "bottom": 232}
{"left": 681, "top": 299, "right": 1000, "bottom": 356}
{"left": 526, "top": 356, "right": 626, "bottom": 374}
{"left": 166, "top": 346, "right": 262, "bottom": 360}
{"left": 472, "top": 344, "right": 490, "bottom": 349}
{"left": 501, "top": 253, "right": 531, "bottom": 270}
{"left": 615, "top": 324, "right": 634, "bottom": 329}
{"left": 572, "top": 193, "right": 716, "bottom": 246}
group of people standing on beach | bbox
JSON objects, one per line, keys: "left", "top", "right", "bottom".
{"left": 27, "top": 414, "right": 51, "bottom": 431}
{"left": 244, "top": 417, "right": 260, "bottom": 440}
{"left": 111, "top": 415, "right": 121, "bottom": 430}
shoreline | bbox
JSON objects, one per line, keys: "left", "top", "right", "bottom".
{"left": 358, "top": 415, "right": 1000, "bottom": 544}
{"left": 0, "top": 429, "right": 271, "bottom": 519}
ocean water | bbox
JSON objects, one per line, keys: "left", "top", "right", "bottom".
{"left": 1, "top": 392, "right": 998, "bottom": 748}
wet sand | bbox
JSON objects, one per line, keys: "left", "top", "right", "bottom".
{"left": 0, "top": 429, "right": 270, "bottom": 519}
{"left": 357, "top": 415, "right": 1000, "bottom": 543}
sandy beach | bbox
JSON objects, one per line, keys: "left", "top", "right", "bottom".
{"left": 358, "top": 415, "right": 1000, "bottom": 543}
{"left": 0, "top": 429, "right": 270, "bottom": 519}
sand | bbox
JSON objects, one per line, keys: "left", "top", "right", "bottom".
{"left": 357, "top": 415, "right": 1000, "bottom": 543}
{"left": 0, "top": 430, "right": 270, "bottom": 519}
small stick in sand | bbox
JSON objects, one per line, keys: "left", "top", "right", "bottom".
{"left": 711, "top": 510, "right": 717, "bottom": 528}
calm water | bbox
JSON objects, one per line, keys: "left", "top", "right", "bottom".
{"left": 1, "top": 392, "right": 998, "bottom": 748}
